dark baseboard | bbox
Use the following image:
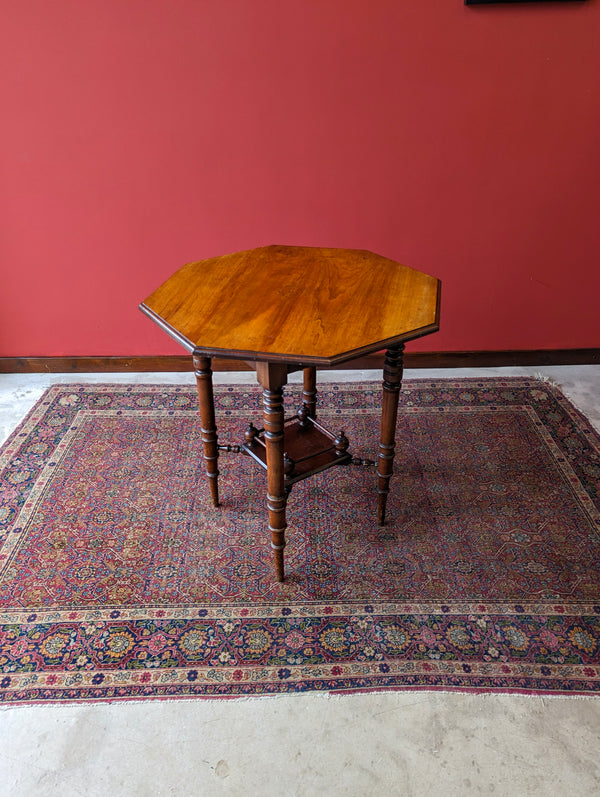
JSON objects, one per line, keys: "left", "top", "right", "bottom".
{"left": 1, "top": 349, "right": 599, "bottom": 374}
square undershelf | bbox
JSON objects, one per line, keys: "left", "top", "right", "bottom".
{"left": 242, "top": 415, "right": 351, "bottom": 485}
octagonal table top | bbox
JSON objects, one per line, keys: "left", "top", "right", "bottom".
{"left": 140, "top": 245, "right": 440, "bottom": 366}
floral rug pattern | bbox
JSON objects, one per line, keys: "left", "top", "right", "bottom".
{"left": 1, "top": 378, "right": 599, "bottom": 702}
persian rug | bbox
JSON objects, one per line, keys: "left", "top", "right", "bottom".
{"left": 1, "top": 378, "right": 599, "bottom": 704}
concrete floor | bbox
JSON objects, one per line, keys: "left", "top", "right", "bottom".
{"left": 1, "top": 366, "right": 599, "bottom": 797}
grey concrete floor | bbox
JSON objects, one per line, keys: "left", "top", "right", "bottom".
{"left": 1, "top": 366, "right": 599, "bottom": 797}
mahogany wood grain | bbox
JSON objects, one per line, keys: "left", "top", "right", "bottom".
{"left": 255, "top": 362, "right": 289, "bottom": 582}
{"left": 139, "top": 246, "right": 441, "bottom": 581}
{"left": 193, "top": 355, "right": 220, "bottom": 507}
{"left": 140, "top": 245, "right": 440, "bottom": 366}
{"left": 242, "top": 415, "right": 352, "bottom": 486}
{"left": 377, "top": 344, "right": 405, "bottom": 525}
{"left": 302, "top": 367, "right": 317, "bottom": 419}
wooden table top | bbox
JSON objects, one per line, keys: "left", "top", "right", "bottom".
{"left": 140, "top": 245, "right": 440, "bottom": 366}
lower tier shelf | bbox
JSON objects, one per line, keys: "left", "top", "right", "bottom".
{"left": 241, "top": 415, "right": 352, "bottom": 485}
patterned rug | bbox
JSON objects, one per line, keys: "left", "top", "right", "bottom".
{"left": 1, "top": 378, "right": 599, "bottom": 703}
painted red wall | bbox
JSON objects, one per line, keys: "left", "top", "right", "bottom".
{"left": 1, "top": 0, "right": 599, "bottom": 357}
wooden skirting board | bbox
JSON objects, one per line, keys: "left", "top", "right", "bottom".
{"left": 1, "top": 349, "right": 599, "bottom": 374}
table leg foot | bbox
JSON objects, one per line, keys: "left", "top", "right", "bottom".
{"left": 377, "top": 344, "right": 404, "bottom": 525}
{"left": 271, "top": 534, "right": 286, "bottom": 583}
{"left": 194, "top": 355, "right": 220, "bottom": 508}
{"left": 208, "top": 479, "right": 219, "bottom": 509}
{"left": 377, "top": 496, "right": 387, "bottom": 527}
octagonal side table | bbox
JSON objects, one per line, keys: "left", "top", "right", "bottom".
{"left": 140, "top": 245, "right": 441, "bottom": 581}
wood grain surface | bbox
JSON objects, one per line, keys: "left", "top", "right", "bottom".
{"left": 140, "top": 245, "right": 440, "bottom": 366}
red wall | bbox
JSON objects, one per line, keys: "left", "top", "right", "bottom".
{"left": 1, "top": 0, "right": 599, "bottom": 357}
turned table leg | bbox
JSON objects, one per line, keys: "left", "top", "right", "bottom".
{"left": 256, "top": 362, "right": 289, "bottom": 582}
{"left": 193, "top": 354, "right": 220, "bottom": 507}
{"left": 302, "top": 366, "right": 317, "bottom": 419}
{"left": 377, "top": 344, "right": 405, "bottom": 525}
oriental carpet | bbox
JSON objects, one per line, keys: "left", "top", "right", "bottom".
{"left": 0, "top": 378, "right": 599, "bottom": 704}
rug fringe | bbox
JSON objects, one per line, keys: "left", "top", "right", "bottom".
{"left": 534, "top": 372, "right": 561, "bottom": 388}
{"left": 4, "top": 688, "right": 598, "bottom": 711}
